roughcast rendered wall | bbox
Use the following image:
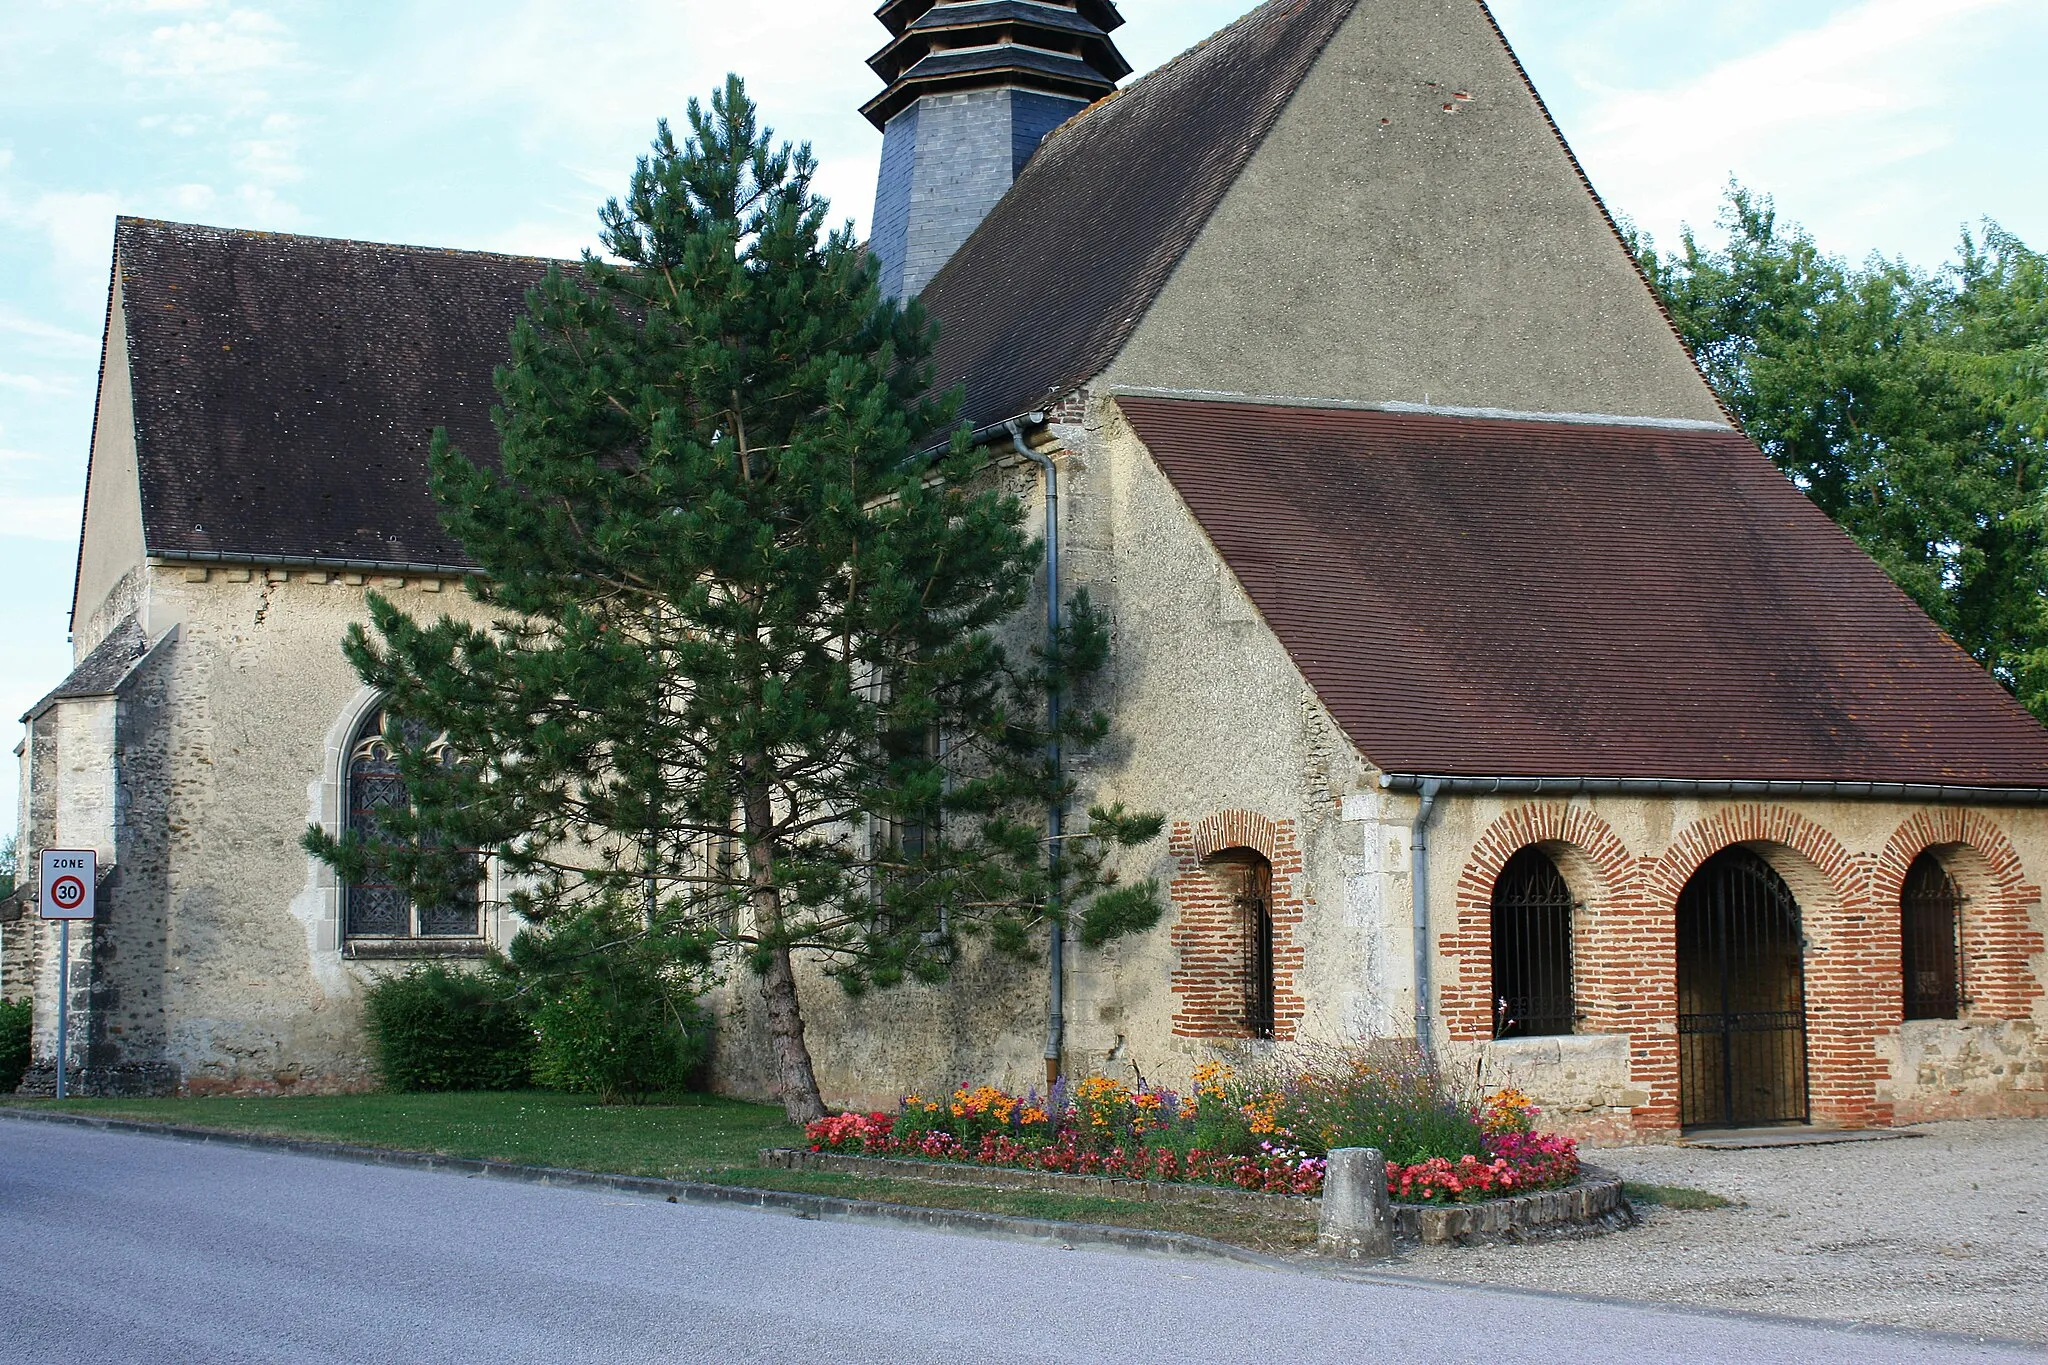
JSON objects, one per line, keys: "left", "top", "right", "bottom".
{"left": 126, "top": 564, "right": 505, "bottom": 1094}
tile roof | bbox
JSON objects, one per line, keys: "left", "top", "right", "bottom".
{"left": 918, "top": 0, "right": 1361, "bottom": 427}
{"left": 1119, "top": 396, "right": 2048, "bottom": 787}
{"left": 116, "top": 217, "right": 553, "bottom": 570}
{"left": 22, "top": 616, "right": 151, "bottom": 721}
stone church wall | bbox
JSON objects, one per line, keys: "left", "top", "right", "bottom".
{"left": 86, "top": 564, "right": 502, "bottom": 1095}
{"left": 710, "top": 392, "right": 1392, "bottom": 1108}
{"left": 715, "top": 395, "right": 2048, "bottom": 1140}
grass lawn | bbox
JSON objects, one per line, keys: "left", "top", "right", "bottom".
{"left": 4, "top": 1091, "right": 801, "bottom": 1181}
{"left": 1, "top": 1092, "right": 1317, "bottom": 1251}
{"left": 1622, "top": 1181, "right": 1736, "bottom": 1211}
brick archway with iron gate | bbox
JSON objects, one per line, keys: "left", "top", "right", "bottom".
{"left": 1675, "top": 847, "right": 1811, "bottom": 1129}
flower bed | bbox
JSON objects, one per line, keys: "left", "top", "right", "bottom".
{"left": 805, "top": 1055, "right": 1580, "bottom": 1206}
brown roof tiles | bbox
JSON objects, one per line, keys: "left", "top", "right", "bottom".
{"left": 117, "top": 217, "right": 552, "bottom": 570}
{"left": 1120, "top": 395, "right": 2048, "bottom": 787}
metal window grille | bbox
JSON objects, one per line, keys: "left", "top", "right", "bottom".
{"left": 1241, "top": 859, "right": 1275, "bottom": 1040}
{"left": 1901, "top": 854, "right": 1962, "bottom": 1021}
{"left": 1677, "top": 848, "right": 1809, "bottom": 1129}
{"left": 1209, "top": 852, "right": 1275, "bottom": 1040}
{"left": 344, "top": 708, "right": 480, "bottom": 941}
{"left": 1489, "top": 848, "right": 1576, "bottom": 1039}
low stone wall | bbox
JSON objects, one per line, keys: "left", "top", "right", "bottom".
{"left": 759, "top": 1148, "right": 1630, "bottom": 1246}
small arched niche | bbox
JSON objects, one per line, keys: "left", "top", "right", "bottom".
{"left": 1203, "top": 847, "right": 1275, "bottom": 1041}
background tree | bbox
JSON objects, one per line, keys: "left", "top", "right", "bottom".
{"left": 1633, "top": 187, "right": 2048, "bottom": 716}
{"left": 306, "top": 78, "right": 1163, "bottom": 1123}
{"left": 0, "top": 834, "right": 15, "bottom": 901}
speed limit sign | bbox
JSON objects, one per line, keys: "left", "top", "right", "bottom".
{"left": 38, "top": 849, "right": 97, "bottom": 921}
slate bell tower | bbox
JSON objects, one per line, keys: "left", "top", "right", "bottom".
{"left": 866, "top": 0, "right": 1131, "bottom": 300}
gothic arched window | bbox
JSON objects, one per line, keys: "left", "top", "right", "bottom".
{"left": 344, "top": 707, "right": 480, "bottom": 943}
{"left": 1901, "top": 854, "right": 1963, "bottom": 1020}
{"left": 1490, "top": 848, "right": 1576, "bottom": 1039}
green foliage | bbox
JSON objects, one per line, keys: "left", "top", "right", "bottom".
{"left": 1217, "top": 1044, "right": 1487, "bottom": 1167}
{"left": 361, "top": 966, "right": 533, "bottom": 1093}
{"left": 1634, "top": 187, "right": 2048, "bottom": 716}
{"left": 0, "top": 997, "right": 30, "bottom": 1093}
{"left": 302, "top": 76, "right": 1164, "bottom": 1119}
{"left": 0, "top": 834, "right": 16, "bottom": 901}
{"left": 509, "top": 899, "right": 713, "bottom": 1105}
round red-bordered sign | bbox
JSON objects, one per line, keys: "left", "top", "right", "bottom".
{"left": 49, "top": 875, "right": 86, "bottom": 911}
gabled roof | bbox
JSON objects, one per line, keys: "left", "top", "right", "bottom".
{"left": 115, "top": 217, "right": 553, "bottom": 570}
{"left": 918, "top": 0, "right": 1361, "bottom": 427}
{"left": 1120, "top": 396, "right": 2048, "bottom": 787}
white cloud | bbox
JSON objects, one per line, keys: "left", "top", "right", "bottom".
{"left": 233, "top": 110, "right": 301, "bottom": 188}
{"left": 0, "top": 307, "right": 97, "bottom": 356}
{"left": 0, "top": 373, "right": 76, "bottom": 397}
{"left": 117, "top": 7, "right": 291, "bottom": 82}
{"left": 1567, "top": 0, "right": 2033, "bottom": 252}
{"left": 0, "top": 492, "right": 82, "bottom": 544}
{"left": 4, "top": 191, "right": 119, "bottom": 311}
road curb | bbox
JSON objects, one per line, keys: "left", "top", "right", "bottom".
{"left": 0, "top": 1107, "right": 1295, "bottom": 1273}
{"left": 4, "top": 1106, "right": 2039, "bottom": 1357}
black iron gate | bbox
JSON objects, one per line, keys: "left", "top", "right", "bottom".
{"left": 1677, "top": 848, "right": 1809, "bottom": 1128}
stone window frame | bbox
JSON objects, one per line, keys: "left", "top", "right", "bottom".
{"left": 314, "top": 687, "right": 494, "bottom": 960}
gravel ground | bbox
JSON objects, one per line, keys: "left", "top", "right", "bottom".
{"left": 1396, "top": 1117, "right": 2048, "bottom": 1346}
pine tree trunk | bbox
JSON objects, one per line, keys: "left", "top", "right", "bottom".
{"left": 743, "top": 772, "right": 827, "bottom": 1124}
{"left": 759, "top": 944, "right": 826, "bottom": 1124}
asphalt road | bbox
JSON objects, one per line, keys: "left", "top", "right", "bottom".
{"left": 0, "top": 1118, "right": 2034, "bottom": 1365}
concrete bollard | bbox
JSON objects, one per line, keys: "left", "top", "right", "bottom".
{"left": 1316, "top": 1147, "right": 1393, "bottom": 1260}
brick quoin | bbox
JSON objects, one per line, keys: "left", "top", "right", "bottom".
{"left": 1435, "top": 802, "right": 2046, "bottom": 1137}
{"left": 1169, "top": 811, "right": 1309, "bottom": 1042}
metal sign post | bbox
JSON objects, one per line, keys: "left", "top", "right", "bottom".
{"left": 38, "top": 850, "right": 97, "bottom": 1100}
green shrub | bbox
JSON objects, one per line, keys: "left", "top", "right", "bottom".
{"left": 531, "top": 982, "right": 711, "bottom": 1105}
{"left": 0, "top": 998, "right": 31, "bottom": 1093}
{"left": 510, "top": 898, "right": 714, "bottom": 1105}
{"left": 362, "top": 965, "right": 533, "bottom": 1092}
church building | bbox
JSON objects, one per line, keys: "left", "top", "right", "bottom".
{"left": 10, "top": 0, "right": 2047, "bottom": 1137}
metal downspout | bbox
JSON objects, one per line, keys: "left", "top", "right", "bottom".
{"left": 1411, "top": 779, "right": 1445, "bottom": 1058}
{"left": 1007, "top": 420, "right": 1065, "bottom": 1087}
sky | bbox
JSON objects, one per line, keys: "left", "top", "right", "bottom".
{"left": 2, "top": 0, "right": 2046, "bottom": 840}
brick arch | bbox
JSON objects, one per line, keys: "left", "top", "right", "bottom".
{"left": 1185, "top": 810, "right": 1284, "bottom": 864}
{"left": 1645, "top": 805, "right": 1862, "bottom": 910}
{"left": 1875, "top": 810, "right": 2044, "bottom": 1021}
{"left": 1649, "top": 805, "right": 1885, "bottom": 1130}
{"left": 1454, "top": 804, "right": 1635, "bottom": 907}
{"left": 1167, "top": 811, "right": 1307, "bottom": 1042}
{"left": 1440, "top": 805, "right": 1638, "bottom": 1043}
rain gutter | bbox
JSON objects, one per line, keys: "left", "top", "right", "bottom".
{"left": 1377, "top": 774, "right": 2048, "bottom": 807}
{"left": 1003, "top": 416, "right": 1067, "bottom": 1087}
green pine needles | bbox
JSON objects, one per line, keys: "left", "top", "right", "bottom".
{"left": 305, "top": 78, "right": 1164, "bottom": 1122}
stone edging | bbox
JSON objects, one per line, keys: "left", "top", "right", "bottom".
{"left": 763, "top": 1148, "right": 1632, "bottom": 1245}
{"left": 0, "top": 1107, "right": 1286, "bottom": 1270}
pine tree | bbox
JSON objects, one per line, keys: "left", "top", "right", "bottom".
{"left": 306, "top": 78, "right": 1164, "bottom": 1122}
